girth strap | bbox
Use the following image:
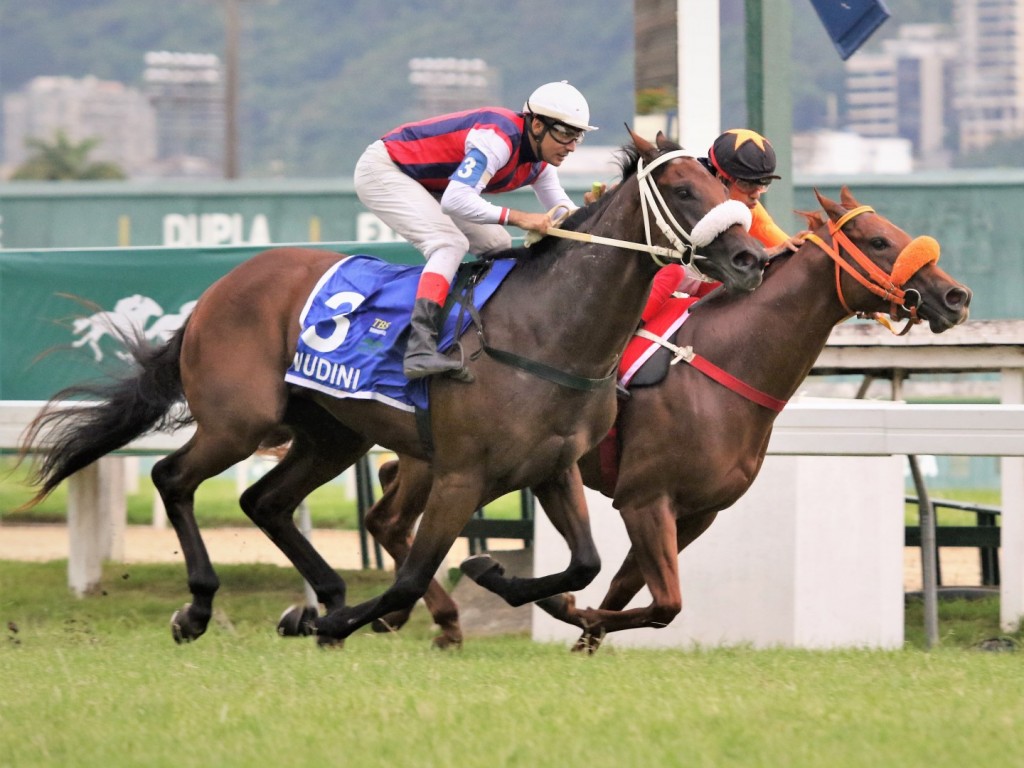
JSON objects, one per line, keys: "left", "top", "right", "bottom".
{"left": 457, "top": 298, "right": 617, "bottom": 392}
{"left": 633, "top": 328, "right": 787, "bottom": 412}
{"left": 478, "top": 343, "right": 616, "bottom": 391}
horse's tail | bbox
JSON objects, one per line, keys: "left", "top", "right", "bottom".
{"left": 17, "top": 322, "right": 193, "bottom": 509}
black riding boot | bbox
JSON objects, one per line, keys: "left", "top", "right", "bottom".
{"left": 403, "top": 297, "right": 472, "bottom": 382}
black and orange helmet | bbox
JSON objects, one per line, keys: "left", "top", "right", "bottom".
{"left": 708, "top": 129, "right": 781, "bottom": 183}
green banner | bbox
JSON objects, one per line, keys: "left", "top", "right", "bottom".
{"left": 0, "top": 180, "right": 546, "bottom": 249}
{"left": 0, "top": 241, "right": 425, "bottom": 400}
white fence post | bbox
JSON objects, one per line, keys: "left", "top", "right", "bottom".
{"left": 66, "top": 457, "right": 126, "bottom": 595}
{"left": 1001, "top": 368, "right": 1024, "bottom": 632}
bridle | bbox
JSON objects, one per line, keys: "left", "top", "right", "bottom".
{"left": 803, "top": 205, "right": 940, "bottom": 335}
{"left": 629, "top": 202, "right": 944, "bottom": 411}
{"left": 528, "top": 149, "right": 752, "bottom": 274}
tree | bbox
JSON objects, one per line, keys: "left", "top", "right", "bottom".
{"left": 10, "top": 130, "right": 126, "bottom": 181}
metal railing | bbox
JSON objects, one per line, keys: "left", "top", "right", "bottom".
{"left": 353, "top": 454, "right": 534, "bottom": 570}
{"left": 905, "top": 496, "right": 1001, "bottom": 586}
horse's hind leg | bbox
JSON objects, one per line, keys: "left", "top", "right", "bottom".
{"left": 240, "top": 397, "right": 371, "bottom": 637}
{"left": 154, "top": 428, "right": 262, "bottom": 643}
{"left": 461, "top": 465, "right": 601, "bottom": 606}
{"left": 366, "top": 457, "right": 463, "bottom": 649}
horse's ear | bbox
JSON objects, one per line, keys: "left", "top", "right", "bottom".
{"left": 654, "top": 131, "right": 684, "bottom": 153}
{"left": 628, "top": 126, "right": 657, "bottom": 159}
{"left": 839, "top": 186, "right": 862, "bottom": 209}
{"left": 814, "top": 188, "right": 845, "bottom": 222}
{"left": 796, "top": 209, "right": 825, "bottom": 230}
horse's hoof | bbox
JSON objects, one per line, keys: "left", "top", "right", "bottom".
{"left": 571, "top": 627, "right": 606, "bottom": 655}
{"left": 571, "top": 636, "right": 598, "bottom": 654}
{"left": 460, "top": 554, "right": 504, "bottom": 583}
{"left": 432, "top": 632, "right": 463, "bottom": 651}
{"left": 315, "top": 634, "right": 345, "bottom": 649}
{"left": 170, "top": 604, "right": 206, "bottom": 644}
{"left": 277, "top": 604, "right": 318, "bottom": 638}
{"left": 312, "top": 609, "right": 356, "bottom": 647}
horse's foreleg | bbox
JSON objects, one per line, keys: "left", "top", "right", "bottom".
{"left": 366, "top": 457, "right": 463, "bottom": 649}
{"left": 461, "top": 466, "right": 600, "bottom": 607}
{"left": 571, "top": 507, "right": 719, "bottom": 653}
{"left": 315, "top": 474, "right": 483, "bottom": 644}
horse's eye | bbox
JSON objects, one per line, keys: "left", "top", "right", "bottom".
{"left": 674, "top": 186, "right": 692, "bottom": 200}
{"left": 870, "top": 237, "right": 889, "bottom": 250}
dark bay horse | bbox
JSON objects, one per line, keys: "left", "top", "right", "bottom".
{"left": 18, "top": 131, "right": 765, "bottom": 646}
{"left": 362, "top": 187, "right": 972, "bottom": 650}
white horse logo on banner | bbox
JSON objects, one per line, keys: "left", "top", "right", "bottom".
{"left": 71, "top": 295, "right": 197, "bottom": 362}
{"left": 145, "top": 300, "right": 198, "bottom": 343}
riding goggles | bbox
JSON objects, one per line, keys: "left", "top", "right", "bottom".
{"left": 542, "top": 118, "right": 586, "bottom": 145}
{"left": 733, "top": 177, "right": 773, "bottom": 193}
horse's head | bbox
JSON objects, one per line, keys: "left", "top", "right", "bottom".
{"left": 623, "top": 129, "right": 767, "bottom": 294}
{"left": 804, "top": 187, "right": 971, "bottom": 333}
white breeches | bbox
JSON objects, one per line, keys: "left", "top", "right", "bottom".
{"left": 354, "top": 140, "right": 512, "bottom": 282}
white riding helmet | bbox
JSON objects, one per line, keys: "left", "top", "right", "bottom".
{"left": 523, "top": 81, "right": 598, "bottom": 132}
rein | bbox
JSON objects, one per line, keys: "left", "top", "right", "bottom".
{"left": 803, "top": 205, "right": 940, "bottom": 335}
{"left": 530, "top": 149, "right": 752, "bottom": 271}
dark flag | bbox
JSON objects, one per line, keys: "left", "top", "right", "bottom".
{"left": 808, "top": 0, "right": 891, "bottom": 60}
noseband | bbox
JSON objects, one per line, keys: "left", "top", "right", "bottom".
{"left": 804, "top": 205, "right": 940, "bottom": 335}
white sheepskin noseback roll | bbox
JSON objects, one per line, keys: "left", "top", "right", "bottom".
{"left": 689, "top": 200, "right": 752, "bottom": 248}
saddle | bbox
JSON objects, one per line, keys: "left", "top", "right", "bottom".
{"left": 627, "top": 344, "right": 674, "bottom": 388}
{"left": 597, "top": 293, "right": 703, "bottom": 494}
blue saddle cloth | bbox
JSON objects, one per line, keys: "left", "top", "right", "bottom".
{"left": 285, "top": 253, "right": 516, "bottom": 412}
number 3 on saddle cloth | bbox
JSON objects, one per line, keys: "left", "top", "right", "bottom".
{"left": 595, "top": 288, "right": 704, "bottom": 495}
{"left": 284, "top": 253, "right": 515, "bottom": 412}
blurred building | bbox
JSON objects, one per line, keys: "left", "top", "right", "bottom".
{"left": 143, "top": 51, "right": 224, "bottom": 178}
{"left": 841, "top": 1, "right": 1024, "bottom": 167}
{"left": 793, "top": 129, "right": 913, "bottom": 175}
{"left": 954, "top": 0, "right": 1024, "bottom": 153}
{"left": 844, "top": 24, "right": 958, "bottom": 167}
{"left": 407, "top": 57, "right": 500, "bottom": 114}
{"left": 3, "top": 75, "right": 157, "bottom": 177}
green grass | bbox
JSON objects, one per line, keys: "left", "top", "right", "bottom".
{"left": 2, "top": 560, "right": 1023, "bottom": 767}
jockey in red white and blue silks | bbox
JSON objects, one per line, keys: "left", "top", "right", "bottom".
{"left": 353, "top": 80, "right": 597, "bottom": 381}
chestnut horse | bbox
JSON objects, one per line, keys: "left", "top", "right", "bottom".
{"left": 18, "top": 131, "right": 765, "bottom": 646}
{"left": 361, "top": 187, "right": 972, "bottom": 650}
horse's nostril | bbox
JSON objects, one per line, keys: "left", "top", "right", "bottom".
{"left": 947, "top": 287, "right": 971, "bottom": 309}
{"left": 732, "top": 250, "right": 760, "bottom": 271}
